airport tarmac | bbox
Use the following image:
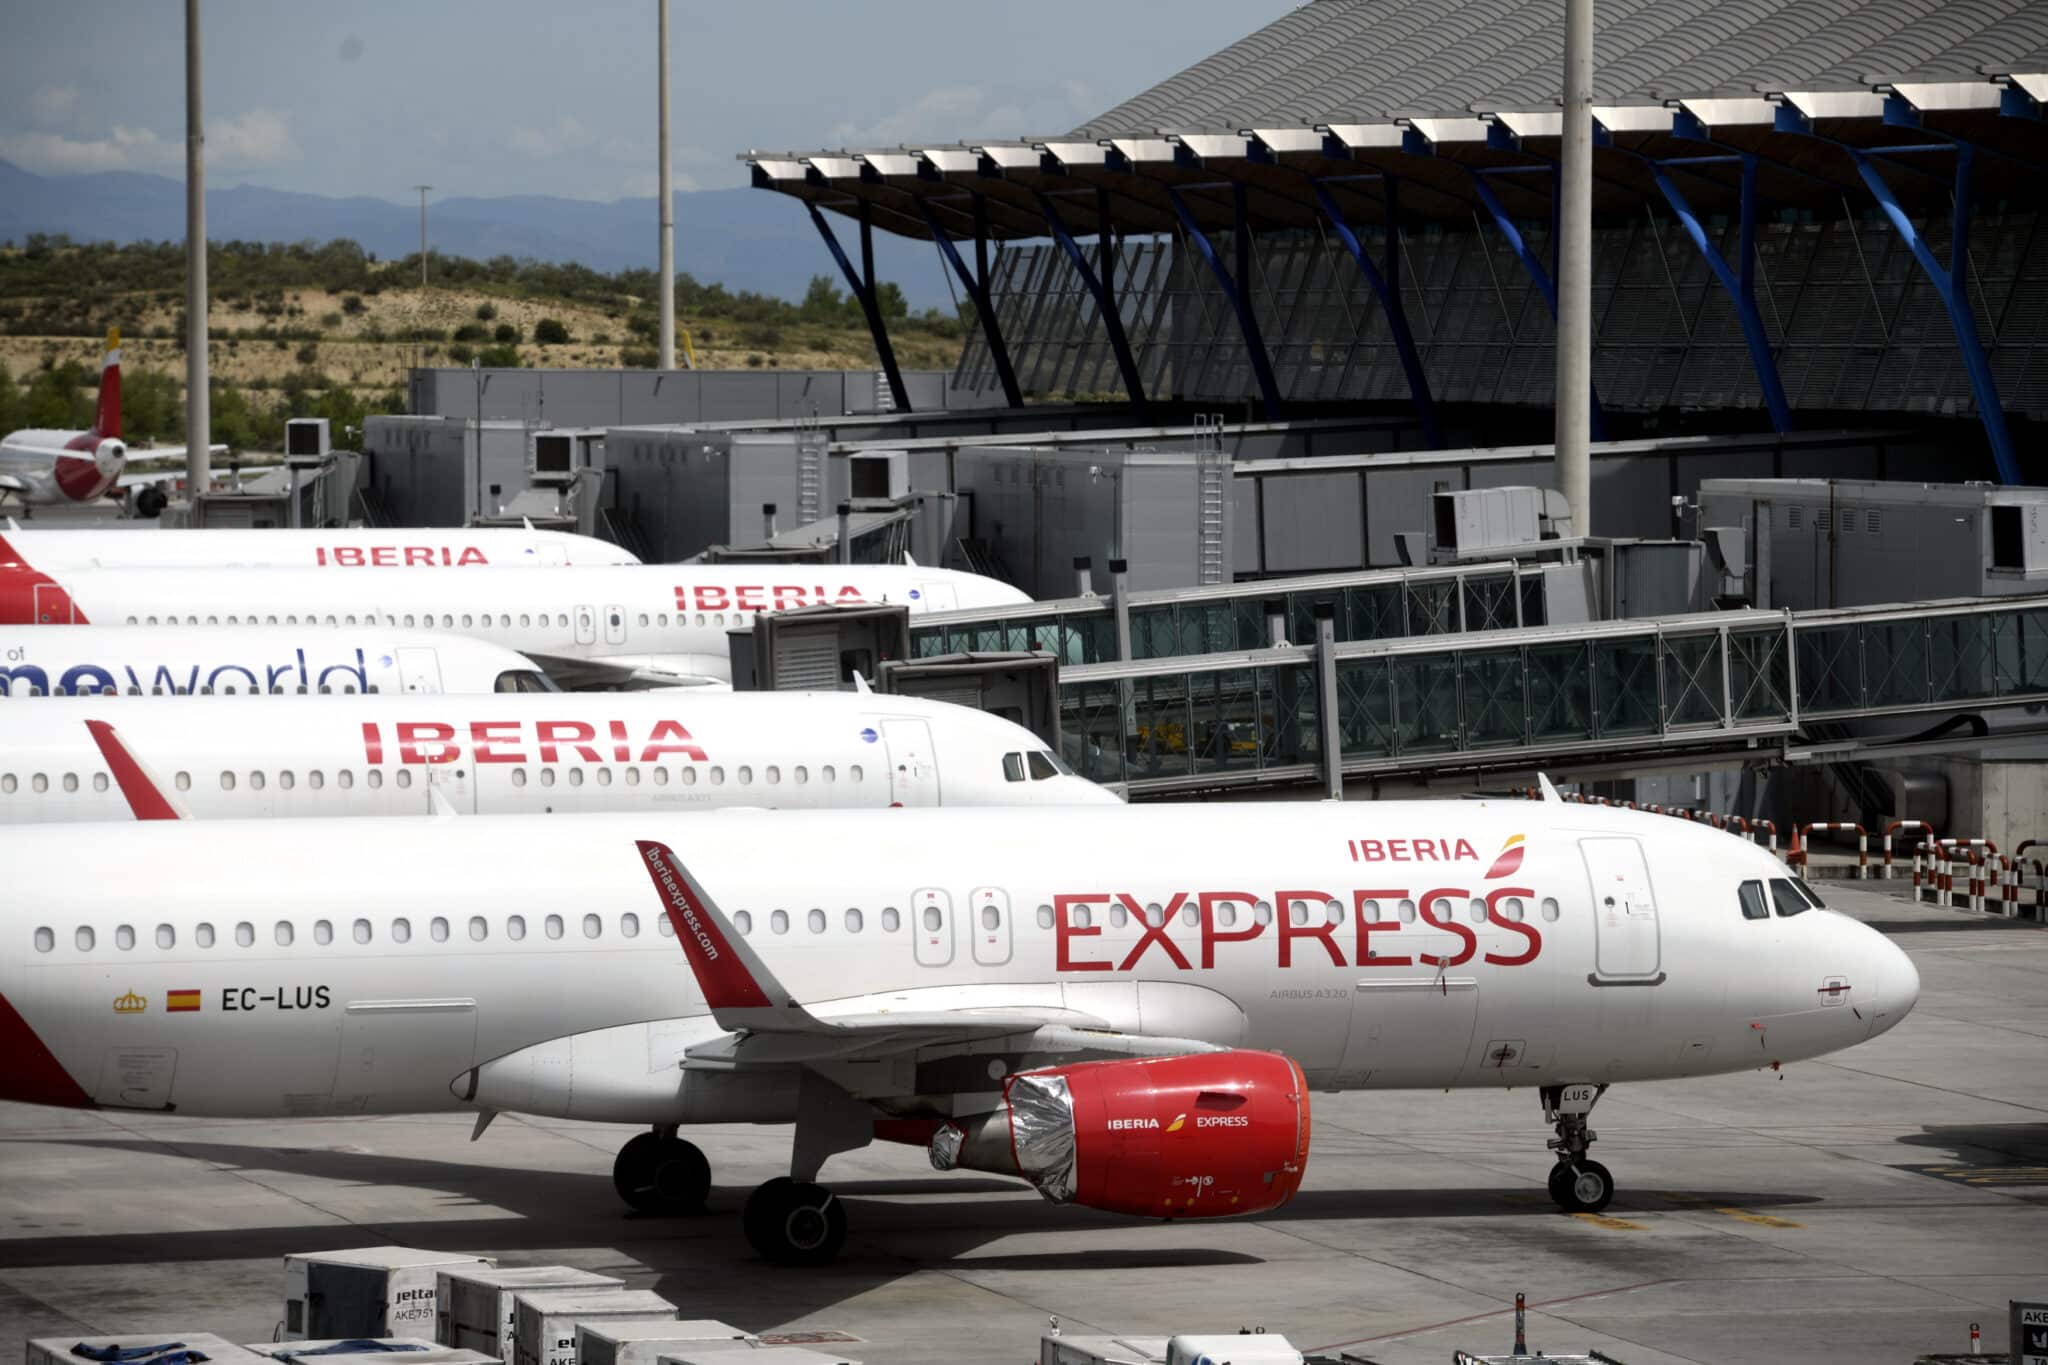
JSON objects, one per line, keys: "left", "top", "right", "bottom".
{"left": 2, "top": 881, "right": 2042, "bottom": 1365}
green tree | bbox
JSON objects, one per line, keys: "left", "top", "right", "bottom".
{"left": 492, "top": 323, "right": 520, "bottom": 345}
{"left": 474, "top": 302, "right": 497, "bottom": 322}
{"left": 875, "top": 281, "right": 908, "bottom": 320}
{"left": 0, "top": 364, "right": 20, "bottom": 434}
{"left": 533, "top": 317, "right": 570, "bottom": 345}
{"left": 476, "top": 343, "right": 521, "bottom": 367}
{"left": 121, "top": 368, "right": 183, "bottom": 442}
{"left": 800, "top": 275, "right": 845, "bottom": 322}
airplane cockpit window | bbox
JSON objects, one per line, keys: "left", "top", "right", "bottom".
{"left": 1027, "top": 751, "right": 1062, "bottom": 780}
{"left": 1738, "top": 880, "right": 1770, "bottom": 920}
{"left": 1768, "top": 878, "right": 1814, "bottom": 917}
{"left": 1792, "top": 878, "right": 1827, "bottom": 909}
{"left": 1002, "top": 753, "right": 1026, "bottom": 782}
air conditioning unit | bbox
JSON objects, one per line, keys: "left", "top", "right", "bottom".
{"left": 285, "top": 418, "right": 331, "bottom": 470}
{"left": 531, "top": 432, "right": 576, "bottom": 489}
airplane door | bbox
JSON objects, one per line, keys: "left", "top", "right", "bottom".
{"left": 1582, "top": 836, "right": 1663, "bottom": 981}
{"left": 428, "top": 762, "right": 476, "bottom": 814}
{"left": 332, "top": 998, "right": 478, "bottom": 1108}
{"left": 915, "top": 581, "right": 958, "bottom": 611}
{"left": 1337, "top": 929, "right": 1480, "bottom": 1086}
{"left": 882, "top": 718, "right": 940, "bottom": 806}
{"left": 574, "top": 605, "right": 597, "bottom": 645}
{"left": 604, "top": 604, "right": 628, "bottom": 645}
{"left": 913, "top": 888, "right": 954, "bottom": 967}
{"left": 394, "top": 646, "right": 443, "bottom": 694}
{"left": 33, "top": 583, "right": 77, "bottom": 624}
{"left": 970, "top": 886, "right": 1012, "bottom": 966}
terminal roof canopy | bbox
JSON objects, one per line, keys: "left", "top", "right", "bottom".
{"left": 744, "top": 0, "right": 2048, "bottom": 238}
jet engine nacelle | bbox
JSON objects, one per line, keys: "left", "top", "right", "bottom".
{"left": 931, "top": 1049, "right": 1310, "bottom": 1218}
{"left": 93, "top": 438, "right": 126, "bottom": 476}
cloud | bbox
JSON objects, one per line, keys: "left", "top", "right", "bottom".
{"left": 0, "top": 107, "right": 294, "bottom": 175}
{"left": 825, "top": 81, "right": 1106, "bottom": 150}
{"left": 508, "top": 116, "right": 593, "bottom": 158}
{"left": 619, "top": 169, "right": 702, "bottom": 197}
{"left": 29, "top": 86, "right": 80, "bottom": 128}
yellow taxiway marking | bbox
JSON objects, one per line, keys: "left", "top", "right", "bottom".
{"left": 1712, "top": 1207, "right": 1804, "bottom": 1228}
{"left": 1571, "top": 1211, "right": 1647, "bottom": 1230}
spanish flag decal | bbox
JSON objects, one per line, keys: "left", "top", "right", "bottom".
{"left": 166, "top": 989, "right": 201, "bottom": 1013}
{"left": 1484, "top": 834, "right": 1526, "bottom": 880}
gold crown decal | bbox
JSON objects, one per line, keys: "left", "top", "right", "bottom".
{"left": 113, "top": 991, "right": 147, "bottom": 1014}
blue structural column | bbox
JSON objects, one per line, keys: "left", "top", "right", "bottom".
{"left": 1032, "top": 189, "right": 1148, "bottom": 414}
{"left": 1848, "top": 144, "right": 2021, "bottom": 485}
{"left": 1166, "top": 183, "right": 1284, "bottom": 419}
{"left": 1467, "top": 171, "right": 1606, "bottom": 440}
{"left": 1309, "top": 177, "right": 1442, "bottom": 447}
{"left": 918, "top": 196, "right": 1023, "bottom": 407}
{"left": 806, "top": 201, "right": 911, "bottom": 412}
{"left": 1644, "top": 155, "right": 1794, "bottom": 432}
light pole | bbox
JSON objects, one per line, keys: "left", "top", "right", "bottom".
{"left": 414, "top": 184, "right": 432, "bottom": 288}
{"left": 184, "top": 0, "right": 210, "bottom": 498}
{"left": 657, "top": 0, "right": 675, "bottom": 371}
{"left": 1555, "top": 0, "right": 1593, "bottom": 537}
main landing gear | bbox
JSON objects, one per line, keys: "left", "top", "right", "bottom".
{"left": 612, "top": 1127, "right": 710, "bottom": 1215}
{"left": 1542, "top": 1082, "right": 1615, "bottom": 1214}
{"left": 741, "top": 1177, "right": 846, "bottom": 1266}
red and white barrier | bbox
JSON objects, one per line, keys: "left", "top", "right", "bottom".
{"left": 1883, "top": 820, "right": 1937, "bottom": 881}
{"left": 1792, "top": 822, "right": 1869, "bottom": 879}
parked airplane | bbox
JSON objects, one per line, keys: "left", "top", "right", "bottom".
{"left": 0, "top": 626, "right": 551, "bottom": 698}
{"left": 0, "top": 692, "right": 1111, "bottom": 821}
{"left": 0, "top": 794, "right": 1916, "bottom": 1264}
{"left": 0, "top": 330, "right": 222, "bottom": 509}
{"left": 0, "top": 561, "right": 1030, "bottom": 684}
{"left": 0, "top": 523, "right": 638, "bottom": 572}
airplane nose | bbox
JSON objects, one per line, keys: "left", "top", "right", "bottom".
{"left": 1864, "top": 934, "right": 1920, "bottom": 1040}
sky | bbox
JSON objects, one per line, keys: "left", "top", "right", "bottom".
{"left": 0, "top": 1, "right": 1286, "bottom": 203}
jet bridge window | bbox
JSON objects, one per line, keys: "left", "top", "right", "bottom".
{"left": 1770, "top": 878, "right": 1816, "bottom": 917}
{"left": 1738, "top": 881, "right": 1770, "bottom": 921}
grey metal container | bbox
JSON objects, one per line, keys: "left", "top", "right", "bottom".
{"left": 32, "top": 1335, "right": 276, "bottom": 1365}
{"left": 512, "top": 1289, "right": 678, "bottom": 1365}
{"left": 575, "top": 1320, "right": 751, "bottom": 1365}
{"left": 249, "top": 1337, "right": 503, "bottom": 1365}
{"left": 283, "top": 1247, "right": 494, "bottom": 1341}
{"left": 438, "top": 1265, "right": 626, "bottom": 1352}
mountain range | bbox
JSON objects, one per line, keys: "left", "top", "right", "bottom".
{"left": 0, "top": 160, "right": 954, "bottom": 308}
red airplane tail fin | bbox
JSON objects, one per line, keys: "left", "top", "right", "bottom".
{"left": 92, "top": 327, "right": 121, "bottom": 440}
{"left": 84, "top": 719, "right": 185, "bottom": 820}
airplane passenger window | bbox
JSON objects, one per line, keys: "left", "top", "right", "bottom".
{"left": 1768, "top": 879, "right": 1813, "bottom": 917}
{"left": 981, "top": 905, "right": 1001, "bottom": 931}
{"left": 1502, "top": 897, "right": 1526, "bottom": 922}
{"left": 431, "top": 917, "right": 450, "bottom": 943}
{"left": 1398, "top": 899, "right": 1417, "bottom": 923}
{"left": 567, "top": 769, "right": 584, "bottom": 787}
{"left": 595, "top": 767, "right": 612, "bottom": 787}
{"left": 766, "top": 766, "right": 780, "bottom": 785}
{"left": 652, "top": 768, "right": 669, "bottom": 786}
{"left": 679, "top": 767, "right": 697, "bottom": 786}
{"left": 34, "top": 927, "right": 54, "bottom": 953}
{"left": 582, "top": 914, "right": 601, "bottom": 939}
{"left": 236, "top": 922, "right": 255, "bottom": 947}
{"left": 1003, "top": 754, "right": 1026, "bottom": 782}
{"left": 1290, "top": 901, "right": 1310, "bottom": 926}
{"left": 508, "top": 915, "right": 526, "bottom": 941}
{"left": 1469, "top": 899, "right": 1489, "bottom": 923}
{"left": 658, "top": 614, "right": 669, "bottom": 627}
{"left": 469, "top": 917, "right": 488, "bottom": 942}
{"left": 540, "top": 769, "right": 556, "bottom": 787}
{"left": 849, "top": 765, "right": 863, "bottom": 783}
{"left": 923, "top": 905, "right": 944, "bottom": 932}
{"left": 279, "top": 771, "right": 295, "bottom": 791}
{"left": 511, "top": 769, "right": 527, "bottom": 788}
{"left": 845, "top": 908, "right": 864, "bottom": 932}
{"left": 339, "top": 770, "right": 354, "bottom": 789}
{"left": 881, "top": 907, "right": 901, "bottom": 932}
{"left": 738, "top": 766, "right": 754, "bottom": 785}
{"left": 1215, "top": 903, "right": 1236, "bottom": 928}
{"left": 314, "top": 920, "right": 333, "bottom": 946}
{"left": 1540, "top": 897, "right": 1561, "bottom": 921}
{"left": 353, "top": 919, "right": 371, "bottom": 944}
{"left": 1254, "top": 901, "right": 1274, "bottom": 925}
{"left": 393, "top": 770, "right": 411, "bottom": 789}
{"left": 1071, "top": 905, "right": 1092, "bottom": 929}
{"left": 1037, "top": 905, "right": 1055, "bottom": 929}
{"left": 734, "top": 911, "right": 753, "bottom": 936}
{"left": 808, "top": 909, "right": 826, "bottom": 933}
{"left": 694, "top": 613, "right": 706, "bottom": 626}
{"left": 1146, "top": 902, "right": 1166, "bottom": 927}
{"left": 794, "top": 766, "right": 808, "bottom": 785}
{"left": 275, "top": 922, "right": 294, "bottom": 946}
{"left": 404, "top": 615, "right": 415, "bottom": 628}
{"left": 155, "top": 925, "right": 175, "bottom": 949}
{"left": 1326, "top": 899, "right": 1345, "bottom": 926}
{"left": 115, "top": 925, "right": 135, "bottom": 950}
{"left": 1027, "top": 751, "right": 1060, "bottom": 781}
{"left": 392, "top": 918, "right": 412, "bottom": 944}
{"left": 620, "top": 913, "right": 639, "bottom": 938}
{"left": 249, "top": 771, "right": 266, "bottom": 791}
{"left": 0, "top": 775, "right": 13, "bottom": 793}
{"left": 638, "top": 614, "right": 649, "bottom": 627}
{"left": 308, "top": 771, "right": 324, "bottom": 791}
{"left": 1737, "top": 881, "right": 1769, "bottom": 921}
{"left": 75, "top": 927, "right": 94, "bottom": 951}
{"left": 624, "top": 767, "right": 640, "bottom": 787}
{"left": 219, "top": 771, "right": 238, "bottom": 792}
{"left": 658, "top": 913, "right": 673, "bottom": 935}
{"left": 31, "top": 774, "right": 47, "bottom": 793}
{"left": 771, "top": 910, "right": 790, "bottom": 934}
{"left": 196, "top": 923, "right": 215, "bottom": 948}
{"left": 710, "top": 767, "right": 726, "bottom": 786}
{"left": 519, "top": 614, "right": 531, "bottom": 628}
{"left": 1109, "top": 903, "right": 1128, "bottom": 928}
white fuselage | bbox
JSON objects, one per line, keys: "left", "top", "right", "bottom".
{"left": 0, "top": 430, "right": 122, "bottom": 506}
{"left": 0, "top": 525, "right": 638, "bottom": 571}
{"left": 0, "top": 803, "right": 1916, "bottom": 1121}
{"left": 0, "top": 626, "right": 548, "bottom": 698}
{"left": 0, "top": 563, "right": 1031, "bottom": 684}
{"left": 0, "top": 691, "right": 1116, "bottom": 821}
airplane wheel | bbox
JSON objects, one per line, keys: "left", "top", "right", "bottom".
{"left": 742, "top": 1177, "right": 846, "bottom": 1265}
{"left": 612, "top": 1132, "right": 710, "bottom": 1214}
{"left": 1549, "top": 1160, "right": 1614, "bottom": 1214}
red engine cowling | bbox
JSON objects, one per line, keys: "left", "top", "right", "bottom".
{"left": 931, "top": 1050, "right": 1310, "bottom": 1219}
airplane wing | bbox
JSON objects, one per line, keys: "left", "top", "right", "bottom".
{"left": 123, "top": 443, "right": 227, "bottom": 466}
{"left": 0, "top": 474, "right": 29, "bottom": 495}
{"left": 634, "top": 838, "right": 1224, "bottom": 1071}
{"left": 528, "top": 653, "right": 733, "bottom": 691}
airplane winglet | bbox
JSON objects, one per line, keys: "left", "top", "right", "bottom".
{"left": 635, "top": 838, "right": 813, "bottom": 1029}
{"left": 851, "top": 670, "right": 873, "bottom": 695}
{"left": 84, "top": 720, "right": 189, "bottom": 820}
{"left": 1537, "top": 772, "right": 1563, "bottom": 804}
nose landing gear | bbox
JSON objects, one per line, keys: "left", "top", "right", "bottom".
{"left": 612, "top": 1127, "right": 710, "bottom": 1214}
{"left": 1542, "top": 1082, "right": 1614, "bottom": 1214}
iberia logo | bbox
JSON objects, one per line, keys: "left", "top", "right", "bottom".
{"left": 1166, "top": 1113, "right": 1186, "bottom": 1133}
{"left": 1484, "top": 834, "right": 1526, "bottom": 880}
